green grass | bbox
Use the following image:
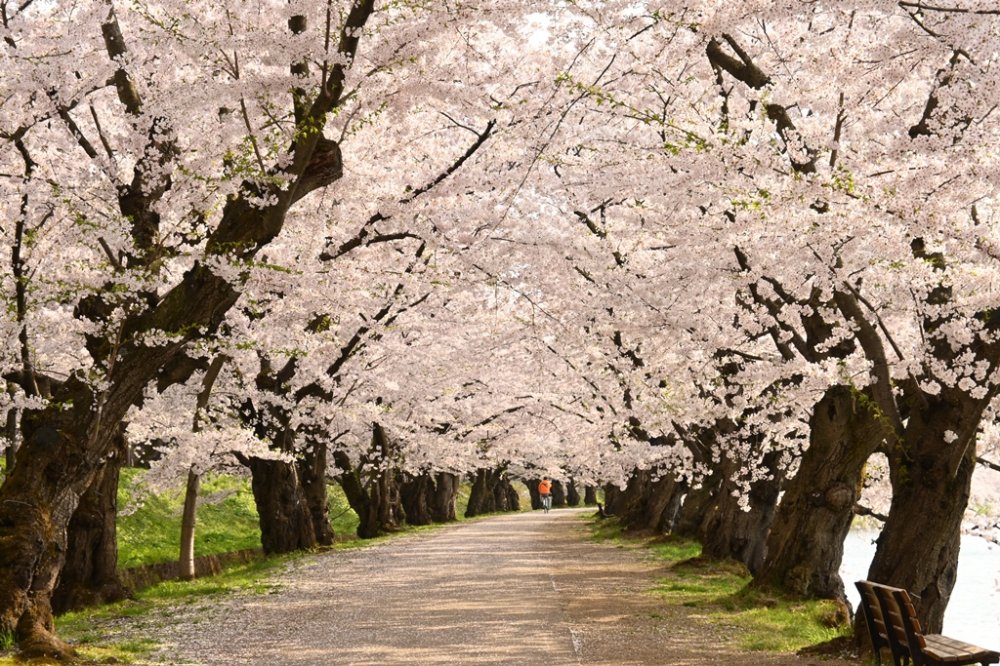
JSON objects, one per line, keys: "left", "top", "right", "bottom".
{"left": 117, "top": 470, "right": 262, "bottom": 568}
{"left": 589, "top": 517, "right": 850, "bottom": 653}
{"left": 327, "top": 482, "right": 361, "bottom": 538}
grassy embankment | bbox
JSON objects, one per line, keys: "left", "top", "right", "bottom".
{"left": 590, "top": 517, "right": 852, "bottom": 654}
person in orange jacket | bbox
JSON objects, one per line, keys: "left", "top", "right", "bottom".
{"left": 538, "top": 477, "right": 553, "bottom": 513}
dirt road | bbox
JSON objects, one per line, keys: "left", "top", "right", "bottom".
{"left": 136, "top": 509, "right": 855, "bottom": 665}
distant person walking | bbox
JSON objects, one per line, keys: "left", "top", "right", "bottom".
{"left": 538, "top": 477, "right": 553, "bottom": 513}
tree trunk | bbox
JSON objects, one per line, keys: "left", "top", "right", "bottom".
{"left": 755, "top": 386, "right": 885, "bottom": 603}
{"left": 617, "top": 469, "right": 685, "bottom": 533}
{"left": 332, "top": 428, "right": 406, "bottom": 539}
{"left": 673, "top": 471, "right": 720, "bottom": 538}
{"left": 3, "top": 401, "right": 16, "bottom": 471}
{"left": 248, "top": 455, "right": 317, "bottom": 554}
{"left": 299, "top": 440, "right": 333, "bottom": 546}
{"left": 401, "top": 473, "right": 434, "bottom": 526}
{"left": 465, "top": 469, "right": 497, "bottom": 517}
{"left": 617, "top": 468, "right": 653, "bottom": 530}
{"left": 646, "top": 476, "right": 686, "bottom": 533}
{"left": 371, "top": 469, "right": 406, "bottom": 536}
{"left": 584, "top": 486, "right": 597, "bottom": 505}
{"left": 603, "top": 483, "right": 624, "bottom": 515}
{"left": 525, "top": 478, "right": 542, "bottom": 510}
{"left": 503, "top": 479, "right": 520, "bottom": 511}
{"left": 661, "top": 479, "right": 686, "bottom": 533}
{"left": 551, "top": 479, "right": 566, "bottom": 507}
{"left": 51, "top": 439, "right": 131, "bottom": 614}
{"left": 566, "top": 480, "right": 580, "bottom": 506}
{"left": 430, "top": 472, "right": 459, "bottom": 522}
{"left": 865, "top": 392, "right": 981, "bottom": 634}
{"left": 699, "top": 449, "right": 782, "bottom": 575}
{"left": 0, "top": 380, "right": 107, "bottom": 660}
{"left": 178, "top": 353, "right": 228, "bottom": 580}
{"left": 178, "top": 468, "right": 200, "bottom": 581}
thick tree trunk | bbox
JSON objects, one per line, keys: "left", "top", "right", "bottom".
{"left": 755, "top": 386, "right": 885, "bottom": 603}
{"left": 566, "top": 480, "right": 580, "bottom": 507}
{"left": 503, "top": 479, "right": 520, "bottom": 511}
{"left": 584, "top": 486, "right": 597, "bottom": 505}
{"left": 368, "top": 470, "right": 405, "bottom": 537}
{"left": 178, "top": 468, "right": 200, "bottom": 581}
{"left": 248, "top": 456, "right": 317, "bottom": 554}
{"left": 662, "top": 480, "right": 686, "bottom": 533}
{"left": 3, "top": 402, "right": 16, "bottom": 471}
{"left": 430, "top": 472, "right": 459, "bottom": 522}
{"left": 551, "top": 480, "right": 566, "bottom": 507}
{"left": 0, "top": 376, "right": 122, "bottom": 659}
{"left": 865, "top": 393, "right": 980, "bottom": 634}
{"left": 401, "top": 472, "right": 434, "bottom": 526}
{"left": 617, "top": 469, "right": 685, "bottom": 533}
{"left": 299, "top": 440, "right": 333, "bottom": 546}
{"left": 332, "top": 426, "right": 406, "bottom": 539}
{"left": 646, "top": 476, "right": 686, "bottom": 533}
{"left": 491, "top": 475, "right": 519, "bottom": 511}
{"left": 525, "top": 478, "right": 542, "bottom": 510}
{"left": 51, "top": 440, "right": 131, "bottom": 614}
{"left": 603, "top": 483, "right": 624, "bottom": 515}
{"left": 466, "top": 468, "right": 519, "bottom": 517}
{"left": 673, "top": 471, "right": 720, "bottom": 538}
{"left": 465, "top": 469, "right": 497, "bottom": 517}
{"left": 699, "top": 450, "right": 782, "bottom": 575}
{"left": 617, "top": 469, "right": 653, "bottom": 530}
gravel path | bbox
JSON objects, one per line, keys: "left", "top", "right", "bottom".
{"left": 122, "top": 509, "right": 858, "bottom": 665}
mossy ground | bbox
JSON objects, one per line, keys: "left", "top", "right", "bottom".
{"left": 589, "top": 516, "right": 851, "bottom": 653}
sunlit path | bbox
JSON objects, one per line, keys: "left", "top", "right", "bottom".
{"left": 134, "top": 510, "right": 856, "bottom": 666}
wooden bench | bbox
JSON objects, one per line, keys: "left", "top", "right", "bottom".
{"left": 855, "top": 580, "right": 899, "bottom": 665}
{"left": 855, "top": 580, "right": 999, "bottom": 666}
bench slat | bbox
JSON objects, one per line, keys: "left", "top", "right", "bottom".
{"left": 856, "top": 580, "right": 1000, "bottom": 666}
{"left": 924, "top": 635, "right": 1000, "bottom": 664}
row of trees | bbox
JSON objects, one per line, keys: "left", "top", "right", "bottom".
{"left": 2, "top": 0, "right": 999, "bottom": 657}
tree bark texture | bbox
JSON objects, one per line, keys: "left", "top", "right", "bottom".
{"left": 299, "top": 440, "right": 333, "bottom": 546}
{"left": 616, "top": 468, "right": 685, "bottom": 533}
{"left": 524, "top": 479, "right": 542, "bottom": 510}
{"left": 430, "top": 472, "right": 459, "bottom": 523}
{"left": 673, "top": 471, "right": 720, "bottom": 538}
{"left": 332, "top": 424, "right": 406, "bottom": 539}
{"left": 0, "top": 376, "right": 117, "bottom": 659}
{"left": 51, "top": 437, "right": 131, "bottom": 614}
{"left": 551, "top": 480, "right": 566, "bottom": 507}
{"left": 465, "top": 468, "right": 518, "bottom": 517}
{"left": 178, "top": 469, "right": 200, "bottom": 581}
{"left": 248, "top": 454, "right": 317, "bottom": 554}
{"left": 603, "top": 483, "right": 624, "bottom": 516}
{"left": 465, "top": 469, "right": 496, "bottom": 517}
{"left": 3, "top": 402, "right": 16, "bottom": 471}
{"left": 699, "top": 449, "right": 782, "bottom": 575}
{"left": 756, "top": 386, "right": 886, "bottom": 603}
{"left": 401, "top": 473, "right": 434, "bottom": 526}
{"left": 493, "top": 475, "right": 520, "bottom": 512}
{"left": 865, "top": 390, "right": 982, "bottom": 634}
{"left": 584, "top": 486, "right": 597, "bottom": 505}
{"left": 566, "top": 480, "right": 580, "bottom": 506}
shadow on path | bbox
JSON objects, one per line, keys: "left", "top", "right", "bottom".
{"left": 138, "top": 509, "right": 857, "bottom": 665}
